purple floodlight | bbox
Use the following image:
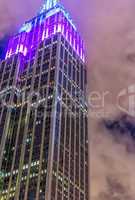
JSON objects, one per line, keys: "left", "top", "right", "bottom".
{"left": 5, "top": 7, "right": 85, "bottom": 61}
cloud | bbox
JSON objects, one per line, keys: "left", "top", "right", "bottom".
{"left": 90, "top": 115, "right": 135, "bottom": 200}
{"left": 0, "top": 0, "right": 42, "bottom": 37}
{"left": 87, "top": 0, "right": 135, "bottom": 199}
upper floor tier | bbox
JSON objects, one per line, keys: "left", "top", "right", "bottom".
{"left": 5, "top": 3, "right": 85, "bottom": 62}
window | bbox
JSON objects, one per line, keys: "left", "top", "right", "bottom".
{"left": 52, "top": 44, "right": 57, "bottom": 57}
{"left": 65, "top": 41, "right": 68, "bottom": 49}
{"left": 58, "top": 71, "right": 62, "bottom": 85}
{"left": 43, "top": 47, "right": 50, "bottom": 60}
{"left": 34, "top": 77, "right": 39, "bottom": 89}
{"left": 9, "top": 79, "right": 13, "bottom": 85}
{"left": 61, "top": 35, "right": 64, "bottom": 44}
{"left": 45, "top": 38, "right": 51, "bottom": 45}
{"left": 64, "top": 64, "right": 67, "bottom": 74}
{"left": 53, "top": 35, "right": 58, "bottom": 41}
{"left": 51, "top": 59, "right": 56, "bottom": 68}
{"left": 27, "top": 78, "right": 32, "bottom": 86}
{"left": 37, "top": 56, "right": 42, "bottom": 65}
{"left": 48, "top": 86, "right": 54, "bottom": 96}
{"left": 50, "top": 69, "right": 55, "bottom": 82}
{"left": 4, "top": 72, "right": 9, "bottom": 80}
{"left": 39, "top": 42, "right": 43, "bottom": 49}
{"left": 84, "top": 68, "right": 87, "bottom": 84}
{"left": 64, "top": 50, "right": 68, "bottom": 64}
{"left": 69, "top": 46, "right": 72, "bottom": 55}
{"left": 36, "top": 66, "right": 40, "bottom": 75}
{"left": 11, "top": 69, "right": 15, "bottom": 77}
{"left": 38, "top": 50, "right": 42, "bottom": 57}
{"left": 68, "top": 61, "right": 72, "bottom": 78}
{"left": 42, "top": 62, "right": 49, "bottom": 72}
{"left": 58, "top": 85, "right": 62, "bottom": 97}
{"left": 72, "top": 86, "right": 75, "bottom": 98}
{"left": 73, "top": 66, "right": 76, "bottom": 82}
{"left": 60, "top": 60, "right": 63, "bottom": 69}
{"left": 68, "top": 81, "right": 71, "bottom": 94}
{"left": 81, "top": 65, "right": 84, "bottom": 90}
{"left": 60, "top": 45, "right": 64, "bottom": 59}
{"left": 41, "top": 73, "right": 48, "bottom": 86}
{"left": 63, "top": 76, "right": 67, "bottom": 89}
{"left": 77, "top": 70, "right": 79, "bottom": 86}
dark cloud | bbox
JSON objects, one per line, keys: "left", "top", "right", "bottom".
{"left": 99, "top": 177, "right": 133, "bottom": 200}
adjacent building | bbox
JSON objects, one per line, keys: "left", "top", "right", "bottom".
{"left": 0, "top": 0, "right": 88, "bottom": 199}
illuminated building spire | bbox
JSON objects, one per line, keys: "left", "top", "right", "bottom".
{"left": 6, "top": 0, "right": 85, "bottom": 61}
{"left": 40, "top": 0, "right": 59, "bottom": 13}
{"left": 45, "top": 0, "right": 59, "bottom": 10}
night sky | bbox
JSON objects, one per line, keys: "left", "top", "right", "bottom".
{"left": 1, "top": 0, "right": 135, "bottom": 199}
{"left": 0, "top": 36, "right": 9, "bottom": 59}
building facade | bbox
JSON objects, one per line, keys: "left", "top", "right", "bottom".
{"left": 0, "top": 1, "right": 88, "bottom": 199}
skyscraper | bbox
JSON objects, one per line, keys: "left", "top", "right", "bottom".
{"left": 0, "top": 0, "right": 88, "bottom": 199}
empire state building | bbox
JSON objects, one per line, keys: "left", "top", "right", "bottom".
{"left": 0, "top": 0, "right": 88, "bottom": 199}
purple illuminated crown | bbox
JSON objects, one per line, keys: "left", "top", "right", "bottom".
{"left": 5, "top": 0, "right": 85, "bottom": 61}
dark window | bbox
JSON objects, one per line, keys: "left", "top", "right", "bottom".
{"left": 34, "top": 77, "right": 39, "bottom": 89}
{"left": 48, "top": 87, "right": 54, "bottom": 96}
{"left": 65, "top": 41, "right": 68, "bottom": 49}
{"left": 64, "top": 64, "right": 67, "bottom": 74}
{"left": 84, "top": 68, "right": 87, "bottom": 84}
{"left": 61, "top": 35, "right": 64, "bottom": 44}
{"left": 51, "top": 59, "right": 56, "bottom": 68}
{"left": 58, "top": 71, "right": 62, "bottom": 85}
{"left": 45, "top": 38, "right": 51, "bottom": 45}
{"left": 68, "top": 61, "right": 72, "bottom": 78}
{"left": 64, "top": 50, "right": 68, "bottom": 64}
{"left": 57, "top": 102, "right": 61, "bottom": 113}
{"left": 60, "top": 60, "right": 63, "bottom": 69}
{"left": 38, "top": 50, "right": 42, "bottom": 57}
{"left": 63, "top": 76, "right": 67, "bottom": 89}
{"left": 58, "top": 85, "right": 62, "bottom": 97}
{"left": 81, "top": 65, "right": 84, "bottom": 90}
{"left": 4, "top": 73, "right": 9, "bottom": 80}
{"left": 68, "top": 81, "right": 71, "bottom": 94}
{"left": 37, "top": 56, "right": 42, "bottom": 65}
{"left": 52, "top": 44, "right": 57, "bottom": 57}
{"left": 1, "top": 82, "right": 7, "bottom": 89}
{"left": 43, "top": 47, "right": 50, "bottom": 60}
{"left": 11, "top": 69, "right": 15, "bottom": 77}
{"left": 41, "top": 73, "right": 48, "bottom": 86}
{"left": 73, "top": 66, "right": 76, "bottom": 82}
{"left": 39, "top": 42, "right": 43, "bottom": 49}
{"left": 72, "top": 86, "right": 75, "bottom": 98}
{"left": 36, "top": 66, "right": 40, "bottom": 75}
{"left": 42, "top": 62, "right": 49, "bottom": 71}
{"left": 9, "top": 79, "right": 13, "bottom": 85}
{"left": 60, "top": 45, "right": 64, "bottom": 59}
{"left": 77, "top": 70, "right": 79, "bottom": 86}
{"left": 53, "top": 35, "right": 58, "bottom": 41}
{"left": 50, "top": 69, "right": 55, "bottom": 82}
{"left": 27, "top": 78, "right": 32, "bottom": 86}
{"left": 69, "top": 46, "right": 72, "bottom": 54}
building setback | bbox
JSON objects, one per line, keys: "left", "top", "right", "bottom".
{"left": 0, "top": 0, "right": 88, "bottom": 199}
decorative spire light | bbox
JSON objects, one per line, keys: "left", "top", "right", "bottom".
{"left": 46, "top": 0, "right": 58, "bottom": 10}
{"left": 40, "top": 0, "right": 59, "bottom": 13}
